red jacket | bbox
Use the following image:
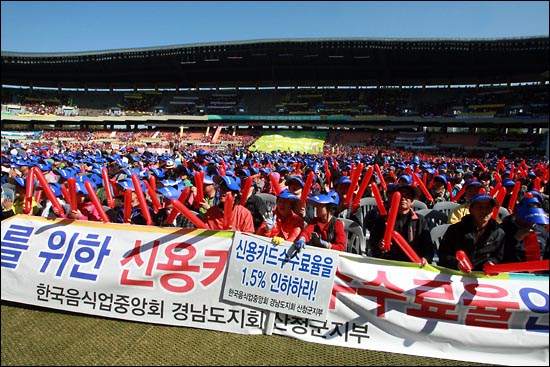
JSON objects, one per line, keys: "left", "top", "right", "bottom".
{"left": 203, "top": 204, "right": 255, "bottom": 234}
{"left": 256, "top": 210, "right": 304, "bottom": 242}
{"left": 300, "top": 216, "right": 346, "bottom": 252}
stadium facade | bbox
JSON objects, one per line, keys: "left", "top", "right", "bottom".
{"left": 1, "top": 37, "right": 549, "bottom": 154}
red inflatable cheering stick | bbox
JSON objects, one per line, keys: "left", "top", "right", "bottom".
{"left": 24, "top": 168, "right": 35, "bottom": 214}
{"left": 222, "top": 191, "right": 234, "bottom": 230}
{"left": 456, "top": 250, "right": 473, "bottom": 273}
{"left": 382, "top": 191, "right": 401, "bottom": 252}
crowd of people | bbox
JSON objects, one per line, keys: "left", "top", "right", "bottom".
{"left": 1, "top": 136, "right": 548, "bottom": 274}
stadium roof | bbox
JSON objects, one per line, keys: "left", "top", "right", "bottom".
{"left": 2, "top": 37, "right": 549, "bottom": 89}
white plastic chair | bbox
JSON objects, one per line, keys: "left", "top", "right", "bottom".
{"left": 411, "top": 200, "right": 428, "bottom": 211}
{"left": 416, "top": 208, "right": 448, "bottom": 230}
{"left": 498, "top": 206, "right": 510, "bottom": 221}
{"left": 337, "top": 208, "right": 349, "bottom": 219}
{"left": 430, "top": 223, "right": 451, "bottom": 265}
{"left": 356, "top": 196, "right": 378, "bottom": 239}
{"left": 433, "top": 201, "right": 461, "bottom": 218}
{"left": 337, "top": 218, "right": 366, "bottom": 256}
{"left": 415, "top": 208, "right": 432, "bottom": 217}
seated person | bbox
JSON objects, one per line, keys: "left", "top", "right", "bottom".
{"left": 292, "top": 191, "right": 346, "bottom": 252}
{"left": 438, "top": 193, "right": 505, "bottom": 272}
{"left": 256, "top": 189, "right": 304, "bottom": 243}
{"left": 447, "top": 180, "right": 484, "bottom": 224}
{"left": 370, "top": 183, "right": 433, "bottom": 266}
{"left": 429, "top": 174, "right": 450, "bottom": 207}
{"left": 500, "top": 194, "right": 549, "bottom": 263}
{"left": 203, "top": 175, "right": 255, "bottom": 233}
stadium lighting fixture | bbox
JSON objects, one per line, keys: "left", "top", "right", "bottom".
{"left": 304, "top": 54, "right": 319, "bottom": 58}
{"left": 353, "top": 56, "right": 370, "bottom": 59}
{"left": 180, "top": 56, "right": 196, "bottom": 64}
{"left": 227, "top": 56, "right": 243, "bottom": 60}
{"left": 328, "top": 55, "right": 344, "bottom": 58}
{"left": 204, "top": 58, "right": 219, "bottom": 62}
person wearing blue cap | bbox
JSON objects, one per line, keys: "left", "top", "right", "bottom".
{"left": 257, "top": 190, "right": 304, "bottom": 243}
{"left": 285, "top": 174, "right": 308, "bottom": 218}
{"left": 192, "top": 174, "right": 220, "bottom": 217}
{"left": 438, "top": 193, "right": 505, "bottom": 272}
{"left": 500, "top": 194, "right": 549, "bottom": 264}
{"left": 187, "top": 149, "right": 210, "bottom": 169}
{"left": 333, "top": 175, "right": 353, "bottom": 214}
{"left": 448, "top": 180, "right": 484, "bottom": 224}
{"left": 291, "top": 191, "right": 346, "bottom": 253}
{"left": 10, "top": 176, "right": 41, "bottom": 216}
{"left": 38, "top": 182, "right": 70, "bottom": 219}
{"left": 153, "top": 185, "right": 195, "bottom": 228}
{"left": 429, "top": 175, "right": 450, "bottom": 207}
{"left": 66, "top": 180, "right": 104, "bottom": 221}
{"left": 370, "top": 184, "right": 433, "bottom": 265}
{"left": 203, "top": 175, "right": 254, "bottom": 233}
{"left": 500, "top": 179, "right": 517, "bottom": 210}
{"left": 113, "top": 179, "right": 157, "bottom": 225}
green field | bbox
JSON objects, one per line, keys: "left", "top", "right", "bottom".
{"left": 1, "top": 301, "right": 496, "bottom": 366}
{"left": 248, "top": 131, "right": 327, "bottom": 154}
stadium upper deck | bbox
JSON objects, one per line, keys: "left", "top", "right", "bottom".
{"left": 2, "top": 37, "right": 549, "bottom": 89}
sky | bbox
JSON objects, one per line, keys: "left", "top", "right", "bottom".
{"left": 1, "top": 1, "right": 549, "bottom": 53}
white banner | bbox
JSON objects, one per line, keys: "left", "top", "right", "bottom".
{"left": 274, "top": 254, "right": 549, "bottom": 366}
{"left": 1, "top": 215, "right": 548, "bottom": 366}
{"left": 1, "top": 215, "right": 267, "bottom": 335}
{"left": 223, "top": 232, "right": 338, "bottom": 321}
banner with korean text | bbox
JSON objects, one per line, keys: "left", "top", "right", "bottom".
{"left": 1, "top": 215, "right": 268, "bottom": 335}
{"left": 1, "top": 215, "right": 548, "bottom": 366}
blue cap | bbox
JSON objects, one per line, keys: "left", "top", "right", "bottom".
{"left": 286, "top": 174, "right": 304, "bottom": 188}
{"left": 434, "top": 175, "right": 447, "bottom": 185}
{"left": 159, "top": 178, "right": 182, "bottom": 187}
{"left": 48, "top": 182, "right": 63, "bottom": 197}
{"left": 56, "top": 168, "right": 76, "bottom": 180}
{"left": 156, "top": 186, "right": 182, "bottom": 201}
{"left": 237, "top": 168, "right": 250, "bottom": 177}
{"left": 469, "top": 193, "right": 497, "bottom": 207}
{"left": 387, "top": 183, "right": 399, "bottom": 193}
{"left": 502, "top": 179, "right": 515, "bottom": 188}
{"left": 13, "top": 177, "right": 27, "bottom": 187}
{"left": 277, "top": 189, "right": 300, "bottom": 200}
{"left": 466, "top": 180, "right": 483, "bottom": 188}
{"left": 203, "top": 174, "right": 215, "bottom": 185}
{"left": 87, "top": 173, "right": 103, "bottom": 187}
{"left": 117, "top": 179, "right": 138, "bottom": 191}
{"left": 398, "top": 174, "right": 412, "bottom": 185}
{"left": 526, "top": 190, "right": 544, "bottom": 205}
{"left": 308, "top": 191, "right": 339, "bottom": 205}
{"left": 335, "top": 176, "right": 352, "bottom": 185}
{"left": 150, "top": 168, "right": 165, "bottom": 178}
{"left": 217, "top": 175, "right": 241, "bottom": 191}
{"left": 516, "top": 202, "right": 549, "bottom": 225}
{"left": 74, "top": 180, "right": 96, "bottom": 195}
